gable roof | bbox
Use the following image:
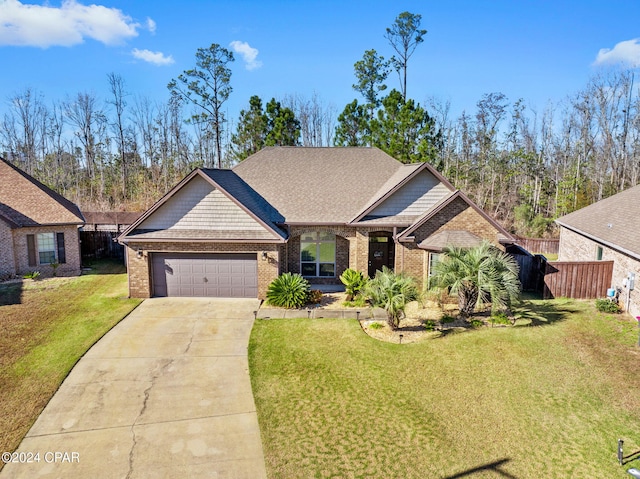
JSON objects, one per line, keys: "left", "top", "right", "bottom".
{"left": 119, "top": 169, "right": 286, "bottom": 243}
{"left": 350, "top": 162, "right": 455, "bottom": 223}
{"left": 0, "top": 158, "right": 84, "bottom": 227}
{"left": 233, "top": 147, "right": 402, "bottom": 223}
{"left": 397, "top": 190, "right": 514, "bottom": 242}
{"left": 556, "top": 184, "right": 640, "bottom": 259}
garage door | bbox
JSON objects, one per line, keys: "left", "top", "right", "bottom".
{"left": 151, "top": 253, "right": 258, "bottom": 298}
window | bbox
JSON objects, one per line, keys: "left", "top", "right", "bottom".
{"left": 300, "top": 232, "right": 335, "bottom": 277}
{"left": 596, "top": 246, "right": 603, "bottom": 261}
{"left": 428, "top": 252, "right": 441, "bottom": 286}
{"left": 27, "top": 232, "right": 66, "bottom": 266}
{"left": 37, "top": 233, "right": 56, "bottom": 264}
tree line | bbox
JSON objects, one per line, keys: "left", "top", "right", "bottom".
{"left": 1, "top": 11, "right": 638, "bottom": 237}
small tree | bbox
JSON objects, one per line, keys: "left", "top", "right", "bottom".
{"left": 365, "top": 266, "right": 419, "bottom": 330}
{"left": 429, "top": 241, "right": 520, "bottom": 318}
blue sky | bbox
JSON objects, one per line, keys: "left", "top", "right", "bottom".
{"left": 1, "top": 0, "right": 640, "bottom": 125}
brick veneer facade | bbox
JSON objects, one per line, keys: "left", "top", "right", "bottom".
{"left": 126, "top": 203, "right": 508, "bottom": 299}
{"left": 559, "top": 227, "right": 640, "bottom": 317}
{"left": 0, "top": 221, "right": 15, "bottom": 277}
{"left": 398, "top": 197, "right": 506, "bottom": 286}
{"left": 7, "top": 225, "right": 82, "bottom": 278}
{"left": 125, "top": 242, "right": 280, "bottom": 299}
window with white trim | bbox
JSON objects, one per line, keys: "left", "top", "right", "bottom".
{"left": 300, "top": 232, "right": 336, "bottom": 277}
{"left": 428, "top": 252, "right": 441, "bottom": 286}
{"left": 37, "top": 233, "right": 56, "bottom": 264}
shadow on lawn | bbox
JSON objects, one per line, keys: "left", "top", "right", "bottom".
{"left": 442, "top": 458, "right": 517, "bottom": 478}
{"left": 511, "top": 297, "right": 580, "bottom": 327}
{"left": 0, "top": 281, "right": 23, "bottom": 306}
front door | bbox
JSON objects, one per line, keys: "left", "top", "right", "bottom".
{"left": 368, "top": 233, "right": 394, "bottom": 277}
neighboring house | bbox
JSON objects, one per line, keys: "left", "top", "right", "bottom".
{"left": 119, "top": 147, "right": 515, "bottom": 299}
{"left": 0, "top": 158, "right": 85, "bottom": 279}
{"left": 556, "top": 184, "right": 640, "bottom": 317}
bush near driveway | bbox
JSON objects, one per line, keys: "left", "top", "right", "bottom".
{"left": 0, "top": 261, "right": 141, "bottom": 463}
{"left": 249, "top": 298, "right": 640, "bottom": 479}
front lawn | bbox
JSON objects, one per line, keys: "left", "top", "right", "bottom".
{"left": 0, "top": 261, "right": 141, "bottom": 458}
{"left": 249, "top": 297, "right": 640, "bottom": 478}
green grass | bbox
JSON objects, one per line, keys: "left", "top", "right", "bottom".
{"left": 249, "top": 297, "right": 640, "bottom": 478}
{"left": 0, "top": 261, "right": 141, "bottom": 458}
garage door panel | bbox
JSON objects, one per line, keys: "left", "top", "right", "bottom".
{"left": 152, "top": 253, "right": 258, "bottom": 298}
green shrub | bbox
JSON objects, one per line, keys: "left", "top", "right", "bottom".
{"left": 23, "top": 271, "right": 41, "bottom": 280}
{"left": 595, "top": 298, "right": 620, "bottom": 313}
{"left": 440, "top": 314, "right": 456, "bottom": 324}
{"left": 266, "top": 273, "right": 310, "bottom": 308}
{"left": 307, "top": 289, "right": 323, "bottom": 305}
{"left": 490, "top": 312, "right": 511, "bottom": 325}
{"left": 424, "top": 320, "right": 437, "bottom": 331}
{"left": 369, "top": 322, "right": 384, "bottom": 330}
{"left": 339, "top": 268, "right": 368, "bottom": 300}
{"left": 470, "top": 319, "right": 484, "bottom": 328}
{"left": 365, "top": 266, "right": 419, "bottom": 330}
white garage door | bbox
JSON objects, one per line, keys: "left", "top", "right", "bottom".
{"left": 151, "top": 253, "right": 258, "bottom": 298}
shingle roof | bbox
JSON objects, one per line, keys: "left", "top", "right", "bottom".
{"left": 0, "top": 158, "right": 84, "bottom": 227}
{"left": 417, "top": 230, "right": 483, "bottom": 251}
{"left": 232, "top": 147, "right": 402, "bottom": 223}
{"left": 556, "top": 184, "right": 640, "bottom": 258}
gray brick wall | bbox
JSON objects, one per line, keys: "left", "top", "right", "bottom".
{"left": 559, "top": 227, "right": 640, "bottom": 317}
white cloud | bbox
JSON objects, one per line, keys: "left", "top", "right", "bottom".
{"left": 230, "top": 40, "right": 262, "bottom": 70}
{"left": 594, "top": 38, "right": 640, "bottom": 68}
{"left": 146, "top": 17, "right": 156, "bottom": 34}
{"left": 131, "top": 48, "right": 173, "bottom": 66}
{"left": 0, "top": 0, "right": 141, "bottom": 48}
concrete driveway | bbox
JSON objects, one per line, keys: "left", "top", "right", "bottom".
{"left": 1, "top": 297, "right": 267, "bottom": 479}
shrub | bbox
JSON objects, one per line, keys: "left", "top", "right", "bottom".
{"left": 307, "top": 289, "right": 323, "bottom": 305}
{"left": 365, "top": 266, "right": 419, "bottom": 330}
{"left": 339, "top": 268, "right": 368, "bottom": 300}
{"left": 424, "top": 320, "right": 437, "bottom": 331}
{"left": 469, "top": 319, "right": 484, "bottom": 328}
{"left": 440, "top": 314, "right": 456, "bottom": 324}
{"left": 23, "top": 271, "right": 41, "bottom": 280}
{"left": 266, "top": 273, "right": 310, "bottom": 309}
{"left": 369, "top": 322, "right": 384, "bottom": 330}
{"left": 490, "top": 312, "right": 511, "bottom": 325}
{"left": 595, "top": 298, "right": 620, "bottom": 313}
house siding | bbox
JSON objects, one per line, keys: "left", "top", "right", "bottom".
{"left": 125, "top": 242, "right": 279, "bottom": 299}
{"left": 12, "top": 225, "right": 82, "bottom": 277}
{"left": 139, "top": 175, "right": 266, "bottom": 232}
{"left": 0, "top": 220, "right": 16, "bottom": 277}
{"left": 559, "top": 227, "right": 640, "bottom": 317}
{"left": 370, "top": 171, "right": 451, "bottom": 217}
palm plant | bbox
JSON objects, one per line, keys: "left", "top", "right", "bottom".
{"left": 266, "top": 273, "right": 310, "bottom": 309}
{"left": 365, "top": 266, "right": 419, "bottom": 330}
{"left": 429, "top": 241, "right": 520, "bottom": 318}
{"left": 339, "top": 268, "right": 368, "bottom": 301}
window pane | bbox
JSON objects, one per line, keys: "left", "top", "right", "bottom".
{"left": 319, "top": 263, "right": 335, "bottom": 277}
{"left": 300, "top": 232, "right": 317, "bottom": 242}
{"left": 319, "top": 242, "right": 335, "bottom": 262}
{"left": 429, "top": 253, "right": 441, "bottom": 277}
{"left": 37, "top": 233, "right": 56, "bottom": 264}
{"left": 301, "top": 243, "right": 317, "bottom": 262}
{"left": 318, "top": 231, "right": 334, "bottom": 242}
{"left": 301, "top": 263, "right": 317, "bottom": 276}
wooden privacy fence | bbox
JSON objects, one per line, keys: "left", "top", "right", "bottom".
{"left": 543, "top": 261, "right": 613, "bottom": 300}
{"left": 515, "top": 237, "right": 559, "bottom": 255}
{"left": 80, "top": 231, "right": 124, "bottom": 262}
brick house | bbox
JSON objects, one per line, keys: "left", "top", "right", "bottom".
{"left": 0, "top": 158, "right": 84, "bottom": 279}
{"left": 118, "top": 147, "right": 514, "bottom": 299}
{"left": 556, "top": 184, "right": 640, "bottom": 317}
